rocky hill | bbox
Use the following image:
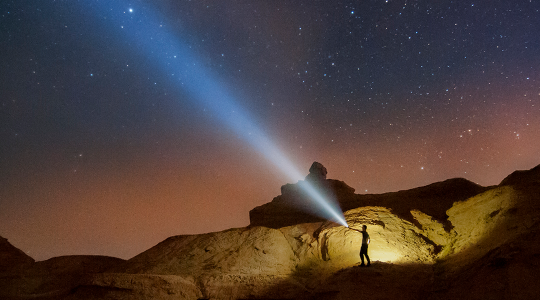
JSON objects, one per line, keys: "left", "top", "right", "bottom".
{"left": 1, "top": 163, "right": 540, "bottom": 300}
{"left": 0, "top": 236, "right": 34, "bottom": 273}
{"left": 249, "top": 174, "right": 488, "bottom": 230}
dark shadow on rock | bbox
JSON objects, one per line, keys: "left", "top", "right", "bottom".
{"left": 0, "top": 255, "right": 125, "bottom": 300}
{"left": 250, "top": 261, "right": 436, "bottom": 300}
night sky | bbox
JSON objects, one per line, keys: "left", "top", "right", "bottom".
{"left": 1, "top": 0, "right": 539, "bottom": 261}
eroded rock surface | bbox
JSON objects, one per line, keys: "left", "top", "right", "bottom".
{"left": 2, "top": 163, "right": 540, "bottom": 300}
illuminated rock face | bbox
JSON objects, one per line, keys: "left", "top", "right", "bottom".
{"left": 2, "top": 164, "right": 540, "bottom": 300}
{"left": 115, "top": 226, "right": 297, "bottom": 276}
{"left": 71, "top": 207, "right": 438, "bottom": 299}
{"left": 430, "top": 179, "right": 540, "bottom": 300}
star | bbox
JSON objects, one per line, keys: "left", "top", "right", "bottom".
{"left": 2, "top": 0, "right": 539, "bottom": 261}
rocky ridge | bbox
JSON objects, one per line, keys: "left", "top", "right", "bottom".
{"left": 1, "top": 163, "right": 539, "bottom": 300}
{"left": 0, "top": 236, "right": 34, "bottom": 273}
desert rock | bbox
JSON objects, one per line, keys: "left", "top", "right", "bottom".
{"left": 0, "top": 237, "right": 34, "bottom": 273}
{"left": 1, "top": 163, "right": 540, "bottom": 300}
{"left": 305, "top": 161, "right": 328, "bottom": 181}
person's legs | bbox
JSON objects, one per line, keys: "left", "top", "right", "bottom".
{"left": 360, "top": 245, "right": 367, "bottom": 266}
{"left": 365, "top": 248, "right": 371, "bottom": 266}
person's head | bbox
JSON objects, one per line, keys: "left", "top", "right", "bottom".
{"left": 362, "top": 225, "right": 367, "bottom": 231}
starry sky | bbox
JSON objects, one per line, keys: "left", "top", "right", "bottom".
{"left": 1, "top": 0, "right": 539, "bottom": 261}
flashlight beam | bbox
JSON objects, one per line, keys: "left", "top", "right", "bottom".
{"left": 83, "top": 1, "right": 348, "bottom": 227}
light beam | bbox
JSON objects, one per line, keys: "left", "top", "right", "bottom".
{"left": 83, "top": 1, "right": 348, "bottom": 227}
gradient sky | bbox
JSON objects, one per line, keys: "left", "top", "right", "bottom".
{"left": 1, "top": 0, "right": 539, "bottom": 261}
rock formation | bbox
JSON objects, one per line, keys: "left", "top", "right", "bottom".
{"left": 499, "top": 163, "right": 540, "bottom": 186}
{"left": 0, "top": 251, "right": 125, "bottom": 299}
{"left": 250, "top": 162, "right": 487, "bottom": 229}
{"left": 0, "top": 237, "right": 34, "bottom": 273}
{"left": 305, "top": 161, "right": 327, "bottom": 181}
{"left": 1, "top": 163, "right": 540, "bottom": 300}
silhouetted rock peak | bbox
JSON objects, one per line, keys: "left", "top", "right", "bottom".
{"left": 305, "top": 161, "right": 327, "bottom": 181}
{"left": 250, "top": 163, "right": 357, "bottom": 228}
{"left": 499, "top": 164, "right": 540, "bottom": 186}
{"left": 0, "top": 236, "right": 34, "bottom": 273}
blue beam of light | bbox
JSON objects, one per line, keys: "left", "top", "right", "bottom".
{"left": 82, "top": 1, "right": 348, "bottom": 227}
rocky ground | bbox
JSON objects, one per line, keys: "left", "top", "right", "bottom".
{"left": 1, "top": 163, "right": 539, "bottom": 300}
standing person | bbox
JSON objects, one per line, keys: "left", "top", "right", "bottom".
{"left": 359, "top": 225, "right": 371, "bottom": 267}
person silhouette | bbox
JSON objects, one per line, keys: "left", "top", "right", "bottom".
{"left": 348, "top": 225, "right": 371, "bottom": 266}
{"left": 359, "top": 225, "right": 371, "bottom": 267}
